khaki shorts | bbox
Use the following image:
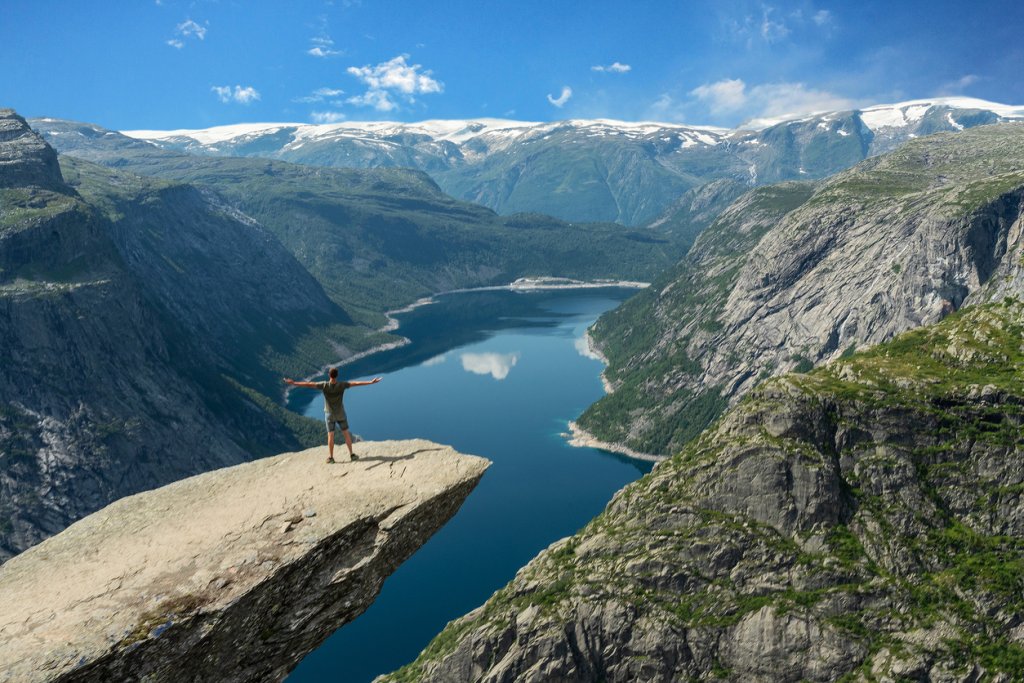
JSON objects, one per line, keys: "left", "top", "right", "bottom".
{"left": 325, "top": 415, "right": 349, "bottom": 433}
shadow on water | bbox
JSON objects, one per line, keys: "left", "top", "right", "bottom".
{"left": 286, "top": 287, "right": 653, "bottom": 683}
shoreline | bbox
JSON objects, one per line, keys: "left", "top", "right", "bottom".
{"left": 580, "top": 328, "right": 615, "bottom": 394}
{"left": 565, "top": 421, "right": 665, "bottom": 463}
{"left": 562, "top": 321, "right": 669, "bottom": 465}
{"left": 282, "top": 277, "right": 647, "bottom": 405}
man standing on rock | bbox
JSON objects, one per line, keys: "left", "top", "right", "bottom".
{"left": 283, "top": 369, "right": 382, "bottom": 463}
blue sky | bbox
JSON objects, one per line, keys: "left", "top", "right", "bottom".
{"left": 3, "top": 0, "right": 1023, "bottom": 130}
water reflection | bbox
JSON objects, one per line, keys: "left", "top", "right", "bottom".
{"left": 460, "top": 351, "right": 520, "bottom": 380}
{"left": 574, "top": 335, "right": 602, "bottom": 360}
{"left": 421, "top": 354, "right": 448, "bottom": 367}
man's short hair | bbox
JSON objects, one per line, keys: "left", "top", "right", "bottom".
{"left": 329, "top": 367, "right": 338, "bottom": 379}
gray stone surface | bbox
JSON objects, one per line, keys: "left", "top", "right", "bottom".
{"left": 0, "top": 109, "right": 65, "bottom": 191}
{"left": 0, "top": 439, "right": 489, "bottom": 683}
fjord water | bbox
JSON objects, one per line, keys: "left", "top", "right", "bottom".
{"left": 285, "top": 288, "right": 653, "bottom": 682}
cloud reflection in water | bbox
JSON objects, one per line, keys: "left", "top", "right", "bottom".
{"left": 460, "top": 352, "right": 520, "bottom": 380}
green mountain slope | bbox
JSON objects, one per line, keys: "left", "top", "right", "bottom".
{"left": 384, "top": 298, "right": 1024, "bottom": 682}
{"left": 580, "top": 123, "right": 1024, "bottom": 457}
{"left": 34, "top": 119, "right": 681, "bottom": 321}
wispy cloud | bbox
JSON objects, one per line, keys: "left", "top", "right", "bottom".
{"left": 690, "top": 78, "right": 747, "bottom": 114}
{"left": 347, "top": 89, "right": 399, "bottom": 111}
{"left": 723, "top": 4, "right": 834, "bottom": 49}
{"left": 311, "top": 111, "right": 347, "bottom": 123}
{"left": 938, "top": 74, "right": 980, "bottom": 95}
{"left": 168, "top": 18, "right": 207, "bottom": 48}
{"left": 308, "top": 35, "right": 342, "bottom": 58}
{"left": 592, "top": 61, "right": 631, "bottom": 74}
{"left": 547, "top": 86, "right": 573, "bottom": 108}
{"left": 760, "top": 6, "right": 790, "bottom": 42}
{"left": 345, "top": 54, "right": 443, "bottom": 111}
{"left": 690, "top": 77, "right": 855, "bottom": 127}
{"left": 212, "top": 85, "right": 261, "bottom": 105}
{"left": 294, "top": 86, "right": 345, "bottom": 103}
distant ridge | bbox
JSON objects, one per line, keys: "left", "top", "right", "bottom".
{"left": 93, "top": 97, "right": 1024, "bottom": 228}
{"left": 119, "top": 97, "right": 1024, "bottom": 142}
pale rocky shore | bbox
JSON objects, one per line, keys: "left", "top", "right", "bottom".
{"left": 564, "top": 329, "right": 664, "bottom": 462}
{"left": 0, "top": 440, "right": 489, "bottom": 683}
{"left": 565, "top": 421, "right": 664, "bottom": 463}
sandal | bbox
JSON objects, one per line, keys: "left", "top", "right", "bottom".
{"left": 326, "top": 456, "right": 336, "bottom": 464}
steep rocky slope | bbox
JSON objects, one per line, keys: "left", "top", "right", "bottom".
{"left": 0, "top": 110, "right": 341, "bottom": 559}
{"left": 0, "top": 440, "right": 489, "bottom": 683}
{"left": 383, "top": 300, "right": 1024, "bottom": 682}
{"left": 580, "top": 122, "right": 1024, "bottom": 456}
{"left": 33, "top": 118, "right": 679, "bottom": 319}
{"left": 110, "top": 98, "right": 1024, "bottom": 226}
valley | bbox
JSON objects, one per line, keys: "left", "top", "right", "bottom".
{"left": 6, "top": 89, "right": 1024, "bottom": 683}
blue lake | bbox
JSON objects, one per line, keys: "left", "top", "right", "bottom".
{"left": 285, "top": 288, "right": 652, "bottom": 683}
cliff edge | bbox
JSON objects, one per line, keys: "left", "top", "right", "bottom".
{"left": 0, "top": 439, "right": 489, "bottom": 683}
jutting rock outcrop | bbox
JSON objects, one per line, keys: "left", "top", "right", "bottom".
{"left": 0, "top": 440, "right": 489, "bottom": 683}
{"left": 383, "top": 301, "right": 1024, "bottom": 682}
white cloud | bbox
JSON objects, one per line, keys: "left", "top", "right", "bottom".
{"left": 422, "top": 354, "right": 447, "bottom": 367}
{"left": 813, "top": 9, "right": 833, "bottom": 26}
{"left": 592, "top": 62, "right": 631, "bottom": 74}
{"left": 308, "top": 46, "right": 342, "bottom": 57}
{"left": 212, "top": 85, "right": 261, "bottom": 105}
{"left": 347, "top": 54, "right": 443, "bottom": 95}
{"left": 939, "top": 74, "right": 980, "bottom": 94}
{"left": 760, "top": 7, "right": 790, "bottom": 42}
{"left": 346, "top": 89, "right": 397, "bottom": 112}
{"left": 345, "top": 54, "right": 442, "bottom": 111}
{"left": 311, "top": 111, "right": 347, "bottom": 123}
{"left": 295, "top": 86, "right": 345, "bottom": 103}
{"left": 460, "top": 352, "right": 519, "bottom": 380}
{"left": 690, "top": 78, "right": 747, "bottom": 114}
{"left": 177, "top": 19, "right": 207, "bottom": 40}
{"left": 687, "top": 78, "right": 856, "bottom": 127}
{"left": 547, "top": 86, "right": 573, "bottom": 108}
{"left": 168, "top": 18, "right": 207, "bottom": 48}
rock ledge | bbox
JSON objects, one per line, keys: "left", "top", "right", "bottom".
{"left": 0, "top": 439, "right": 489, "bottom": 683}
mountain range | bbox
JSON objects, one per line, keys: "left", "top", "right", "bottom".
{"left": 115, "top": 98, "right": 1024, "bottom": 228}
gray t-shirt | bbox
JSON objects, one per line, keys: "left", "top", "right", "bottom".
{"left": 316, "top": 380, "right": 351, "bottom": 419}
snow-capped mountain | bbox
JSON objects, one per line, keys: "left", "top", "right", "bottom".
{"left": 116, "top": 98, "right": 1024, "bottom": 226}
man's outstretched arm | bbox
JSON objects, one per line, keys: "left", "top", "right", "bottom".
{"left": 283, "top": 378, "right": 320, "bottom": 388}
{"left": 348, "top": 377, "right": 383, "bottom": 387}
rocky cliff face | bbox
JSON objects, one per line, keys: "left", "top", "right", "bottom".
{"left": 0, "top": 111, "right": 354, "bottom": 560}
{"left": 0, "top": 439, "right": 489, "bottom": 683}
{"left": 581, "top": 123, "right": 1024, "bottom": 456}
{"left": 0, "top": 109, "right": 65, "bottom": 191}
{"left": 382, "top": 301, "right": 1024, "bottom": 682}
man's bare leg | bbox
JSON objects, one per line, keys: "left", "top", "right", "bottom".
{"left": 327, "top": 430, "right": 336, "bottom": 462}
{"left": 342, "top": 429, "right": 356, "bottom": 460}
